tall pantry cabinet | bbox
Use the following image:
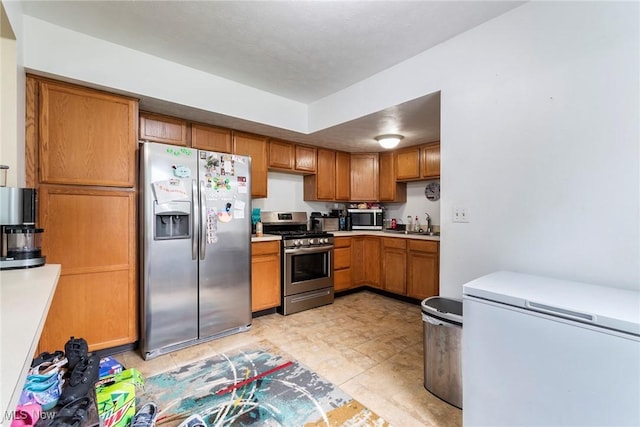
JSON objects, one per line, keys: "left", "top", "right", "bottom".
{"left": 26, "top": 77, "right": 138, "bottom": 352}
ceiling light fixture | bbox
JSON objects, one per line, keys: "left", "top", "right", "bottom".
{"left": 375, "top": 134, "right": 404, "bottom": 149}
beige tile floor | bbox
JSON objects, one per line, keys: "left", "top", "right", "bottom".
{"left": 117, "top": 291, "right": 462, "bottom": 427}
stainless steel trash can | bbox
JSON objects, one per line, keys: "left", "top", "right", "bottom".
{"left": 422, "top": 296, "right": 463, "bottom": 409}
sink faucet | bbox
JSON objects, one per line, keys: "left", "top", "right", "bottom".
{"left": 425, "top": 213, "right": 431, "bottom": 233}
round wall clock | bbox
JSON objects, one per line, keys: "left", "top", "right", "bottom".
{"left": 425, "top": 181, "right": 440, "bottom": 201}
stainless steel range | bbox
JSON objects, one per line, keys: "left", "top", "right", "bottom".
{"left": 261, "top": 212, "right": 334, "bottom": 315}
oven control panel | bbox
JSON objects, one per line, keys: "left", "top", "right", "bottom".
{"left": 283, "top": 236, "right": 334, "bottom": 248}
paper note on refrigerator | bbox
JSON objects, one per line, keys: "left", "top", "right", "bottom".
{"left": 152, "top": 179, "right": 188, "bottom": 203}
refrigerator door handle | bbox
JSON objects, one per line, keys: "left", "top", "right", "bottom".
{"left": 192, "top": 179, "right": 198, "bottom": 260}
{"left": 200, "top": 180, "right": 206, "bottom": 260}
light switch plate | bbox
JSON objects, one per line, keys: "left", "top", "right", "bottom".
{"left": 453, "top": 207, "right": 469, "bottom": 223}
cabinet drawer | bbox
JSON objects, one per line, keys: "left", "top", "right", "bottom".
{"left": 334, "top": 237, "right": 351, "bottom": 248}
{"left": 334, "top": 247, "right": 351, "bottom": 270}
{"left": 382, "top": 237, "right": 407, "bottom": 249}
{"left": 252, "top": 241, "right": 280, "bottom": 256}
{"left": 334, "top": 268, "right": 352, "bottom": 292}
{"left": 408, "top": 239, "right": 439, "bottom": 253}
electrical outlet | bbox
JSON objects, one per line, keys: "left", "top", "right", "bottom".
{"left": 453, "top": 207, "right": 469, "bottom": 223}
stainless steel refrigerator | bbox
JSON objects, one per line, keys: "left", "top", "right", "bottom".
{"left": 139, "top": 142, "right": 252, "bottom": 360}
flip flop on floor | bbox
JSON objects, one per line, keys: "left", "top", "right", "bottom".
{"left": 10, "top": 403, "right": 42, "bottom": 427}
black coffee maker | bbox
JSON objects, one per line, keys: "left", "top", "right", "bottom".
{"left": 0, "top": 187, "right": 46, "bottom": 269}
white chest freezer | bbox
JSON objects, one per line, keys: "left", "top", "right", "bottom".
{"left": 462, "top": 271, "right": 640, "bottom": 427}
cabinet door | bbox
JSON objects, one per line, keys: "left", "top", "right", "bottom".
{"left": 39, "top": 81, "right": 137, "bottom": 187}
{"left": 295, "top": 145, "right": 317, "bottom": 173}
{"left": 363, "top": 237, "right": 381, "bottom": 288}
{"left": 407, "top": 240, "right": 439, "bottom": 300}
{"left": 251, "top": 241, "right": 281, "bottom": 312}
{"left": 37, "top": 186, "right": 137, "bottom": 352}
{"left": 395, "top": 147, "right": 421, "bottom": 181}
{"left": 192, "top": 123, "right": 232, "bottom": 153}
{"left": 316, "top": 148, "right": 336, "bottom": 200}
{"left": 421, "top": 142, "right": 441, "bottom": 178}
{"left": 233, "top": 132, "right": 268, "bottom": 198}
{"left": 335, "top": 151, "right": 351, "bottom": 201}
{"left": 351, "top": 237, "right": 365, "bottom": 285}
{"left": 268, "top": 139, "right": 294, "bottom": 170}
{"left": 383, "top": 248, "right": 407, "bottom": 295}
{"left": 382, "top": 238, "right": 407, "bottom": 294}
{"left": 379, "top": 151, "right": 406, "bottom": 202}
{"left": 350, "top": 153, "right": 379, "bottom": 201}
{"left": 139, "top": 112, "right": 187, "bottom": 146}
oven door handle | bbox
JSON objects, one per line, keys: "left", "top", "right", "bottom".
{"left": 284, "top": 245, "right": 334, "bottom": 255}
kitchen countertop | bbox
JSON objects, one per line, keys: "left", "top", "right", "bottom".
{"left": 251, "top": 234, "right": 282, "bottom": 243}
{"left": 251, "top": 231, "right": 439, "bottom": 242}
{"left": 1, "top": 264, "right": 61, "bottom": 424}
{"left": 333, "top": 230, "right": 440, "bottom": 241}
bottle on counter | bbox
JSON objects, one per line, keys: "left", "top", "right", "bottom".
{"left": 414, "top": 216, "right": 420, "bottom": 231}
{"left": 255, "top": 220, "right": 263, "bottom": 237}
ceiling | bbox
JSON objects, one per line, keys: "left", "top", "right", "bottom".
{"left": 21, "top": 1, "right": 524, "bottom": 152}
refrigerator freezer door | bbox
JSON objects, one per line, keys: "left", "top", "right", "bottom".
{"left": 140, "top": 143, "right": 199, "bottom": 358}
{"left": 198, "top": 151, "right": 252, "bottom": 339}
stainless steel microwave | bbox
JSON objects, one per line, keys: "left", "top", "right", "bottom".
{"left": 347, "top": 208, "right": 383, "bottom": 230}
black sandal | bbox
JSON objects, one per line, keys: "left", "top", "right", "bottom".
{"left": 49, "top": 396, "right": 93, "bottom": 427}
{"left": 31, "top": 350, "right": 64, "bottom": 368}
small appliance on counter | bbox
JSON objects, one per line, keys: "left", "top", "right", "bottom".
{"left": 347, "top": 208, "right": 384, "bottom": 230}
{"left": 0, "top": 186, "right": 46, "bottom": 270}
{"left": 310, "top": 212, "right": 340, "bottom": 232}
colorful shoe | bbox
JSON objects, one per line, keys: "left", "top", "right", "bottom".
{"left": 177, "top": 414, "right": 206, "bottom": 427}
{"left": 59, "top": 354, "right": 100, "bottom": 406}
{"left": 29, "top": 356, "right": 67, "bottom": 377}
{"left": 64, "top": 337, "right": 88, "bottom": 370}
{"left": 10, "top": 403, "right": 42, "bottom": 427}
{"left": 48, "top": 396, "right": 93, "bottom": 427}
{"left": 130, "top": 402, "right": 158, "bottom": 427}
{"left": 19, "top": 372, "right": 62, "bottom": 411}
{"left": 31, "top": 350, "right": 64, "bottom": 368}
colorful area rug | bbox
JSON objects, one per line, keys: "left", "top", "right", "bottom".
{"left": 138, "top": 344, "right": 389, "bottom": 426}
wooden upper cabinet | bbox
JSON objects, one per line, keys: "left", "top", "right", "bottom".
{"left": 38, "top": 81, "right": 137, "bottom": 187}
{"left": 379, "top": 151, "right": 406, "bottom": 203}
{"left": 295, "top": 145, "right": 317, "bottom": 173}
{"left": 269, "top": 140, "right": 317, "bottom": 174}
{"left": 421, "top": 142, "right": 441, "bottom": 178}
{"left": 396, "top": 142, "right": 441, "bottom": 181}
{"left": 191, "top": 123, "right": 232, "bottom": 153}
{"left": 304, "top": 148, "right": 335, "bottom": 200}
{"left": 335, "top": 151, "right": 351, "bottom": 201}
{"left": 139, "top": 112, "right": 187, "bottom": 146}
{"left": 232, "top": 132, "right": 268, "bottom": 198}
{"left": 269, "top": 139, "right": 294, "bottom": 170}
{"left": 395, "top": 146, "right": 421, "bottom": 181}
{"left": 350, "top": 153, "right": 379, "bottom": 201}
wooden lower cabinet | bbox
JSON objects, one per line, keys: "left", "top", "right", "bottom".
{"left": 251, "top": 241, "right": 281, "bottom": 312}
{"left": 37, "top": 185, "right": 137, "bottom": 352}
{"left": 363, "top": 237, "right": 381, "bottom": 288}
{"left": 333, "top": 237, "right": 352, "bottom": 292}
{"left": 407, "top": 240, "right": 439, "bottom": 300}
{"left": 381, "top": 238, "right": 407, "bottom": 294}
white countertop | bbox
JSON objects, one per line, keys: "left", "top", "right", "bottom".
{"left": 252, "top": 231, "right": 439, "bottom": 243}
{"left": 1, "top": 264, "right": 60, "bottom": 423}
{"left": 332, "top": 230, "right": 440, "bottom": 241}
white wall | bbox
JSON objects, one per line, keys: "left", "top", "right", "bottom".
{"left": 252, "top": 171, "right": 338, "bottom": 218}
{"left": 384, "top": 181, "right": 441, "bottom": 230}
{"left": 10, "top": 2, "right": 640, "bottom": 294}
{"left": 314, "top": 1, "right": 640, "bottom": 294}
{"left": 1, "top": 0, "right": 25, "bottom": 186}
